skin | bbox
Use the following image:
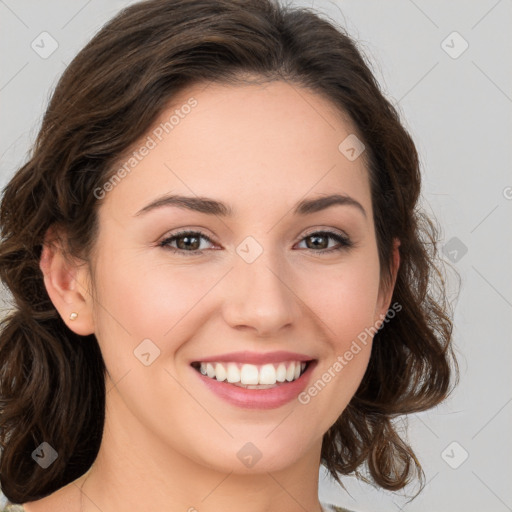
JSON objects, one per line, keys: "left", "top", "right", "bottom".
{"left": 31, "top": 79, "right": 399, "bottom": 512}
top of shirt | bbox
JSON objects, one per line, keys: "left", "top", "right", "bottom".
{"left": 322, "top": 503, "right": 354, "bottom": 512}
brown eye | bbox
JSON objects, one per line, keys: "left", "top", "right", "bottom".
{"left": 305, "top": 233, "right": 329, "bottom": 250}
{"left": 298, "top": 231, "right": 353, "bottom": 253}
{"left": 159, "top": 230, "right": 215, "bottom": 255}
{"left": 174, "top": 233, "right": 200, "bottom": 250}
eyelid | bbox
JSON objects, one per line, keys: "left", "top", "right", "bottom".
{"left": 157, "top": 226, "right": 217, "bottom": 243}
{"left": 157, "top": 229, "right": 218, "bottom": 249}
{"left": 299, "top": 226, "right": 350, "bottom": 242}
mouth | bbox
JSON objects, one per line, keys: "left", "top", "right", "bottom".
{"left": 190, "top": 360, "right": 313, "bottom": 389}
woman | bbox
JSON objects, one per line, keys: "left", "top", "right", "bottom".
{"left": 0, "top": 0, "right": 457, "bottom": 511}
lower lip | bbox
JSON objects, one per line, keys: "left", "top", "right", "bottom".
{"left": 193, "top": 362, "right": 316, "bottom": 410}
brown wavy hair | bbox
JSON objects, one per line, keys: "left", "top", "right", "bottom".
{"left": 0, "top": 0, "right": 458, "bottom": 503}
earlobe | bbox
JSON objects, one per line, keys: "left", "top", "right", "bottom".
{"left": 39, "top": 226, "right": 95, "bottom": 336}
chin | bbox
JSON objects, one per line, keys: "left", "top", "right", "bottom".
{"left": 189, "top": 432, "right": 316, "bottom": 475}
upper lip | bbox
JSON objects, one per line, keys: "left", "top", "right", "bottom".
{"left": 190, "top": 351, "right": 315, "bottom": 365}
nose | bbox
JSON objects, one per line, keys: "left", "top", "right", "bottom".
{"left": 221, "top": 247, "right": 300, "bottom": 337}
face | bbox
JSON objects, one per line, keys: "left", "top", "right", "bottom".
{"left": 77, "top": 80, "right": 397, "bottom": 474}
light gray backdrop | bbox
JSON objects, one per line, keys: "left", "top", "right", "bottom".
{"left": 0, "top": 1, "right": 511, "bottom": 511}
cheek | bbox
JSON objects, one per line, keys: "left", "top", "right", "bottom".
{"left": 296, "top": 252, "right": 380, "bottom": 414}
{"left": 305, "top": 253, "right": 381, "bottom": 342}
{"left": 91, "top": 252, "right": 222, "bottom": 362}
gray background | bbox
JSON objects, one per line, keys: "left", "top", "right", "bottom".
{"left": 1, "top": 1, "right": 511, "bottom": 511}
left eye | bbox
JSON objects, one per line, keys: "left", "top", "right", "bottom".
{"left": 297, "top": 231, "right": 353, "bottom": 252}
{"left": 159, "top": 230, "right": 353, "bottom": 255}
{"left": 159, "top": 231, "right": 215, "bottom": 253}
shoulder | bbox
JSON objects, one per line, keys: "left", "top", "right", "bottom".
{"left": 2, "top": 505, "right": 26, "bottom": 512}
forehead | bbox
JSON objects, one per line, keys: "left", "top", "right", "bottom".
{"left": 100, "top": 80, "right": 372, "bottom": 221}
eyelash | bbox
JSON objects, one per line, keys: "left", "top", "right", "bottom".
{"left": 158, "top": 229, "right": 354, "bottom": 256}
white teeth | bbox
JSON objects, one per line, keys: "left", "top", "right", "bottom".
{"left": 206, "top": 363, "right": 215, "bottom": 379}
{"left": 259, "top": 364, "right": 276, "bottom": 385}
{"left": 285, "top": 362, "right": 295, "bottom": 382}
{"left": 197, "top": 360, "right": 308, "bottom": 385}
{"left": 240, "top": 364, "right": 259, "bottom": 384}
{"left": 226, "top": 363, "right": 239, "bottom": 383}
{"left": 215, "top": 363, "right": 226, "bottom": 382}
{"left": 276, "top": 363, "right": 287, "bottom": 382}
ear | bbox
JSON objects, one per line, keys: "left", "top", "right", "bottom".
{"left": 374, "top": 238, "right": 401, "bottom": 326}
{"left": 39, "top": 225, "right": 95, "bottom": 336}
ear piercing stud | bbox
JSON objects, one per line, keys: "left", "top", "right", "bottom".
{"left": 69, "top": 312, "right": 78, "bottom": 321}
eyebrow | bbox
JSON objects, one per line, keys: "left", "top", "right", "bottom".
{"left": 134, "top": 193, "right": 367, "bottom": 219}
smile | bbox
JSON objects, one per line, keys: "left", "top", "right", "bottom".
{"left": 191, "top": 357, "right": 317, "bottom": 409}
{"left": 191, "top": 360, "right": 309, "bottom": 388}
